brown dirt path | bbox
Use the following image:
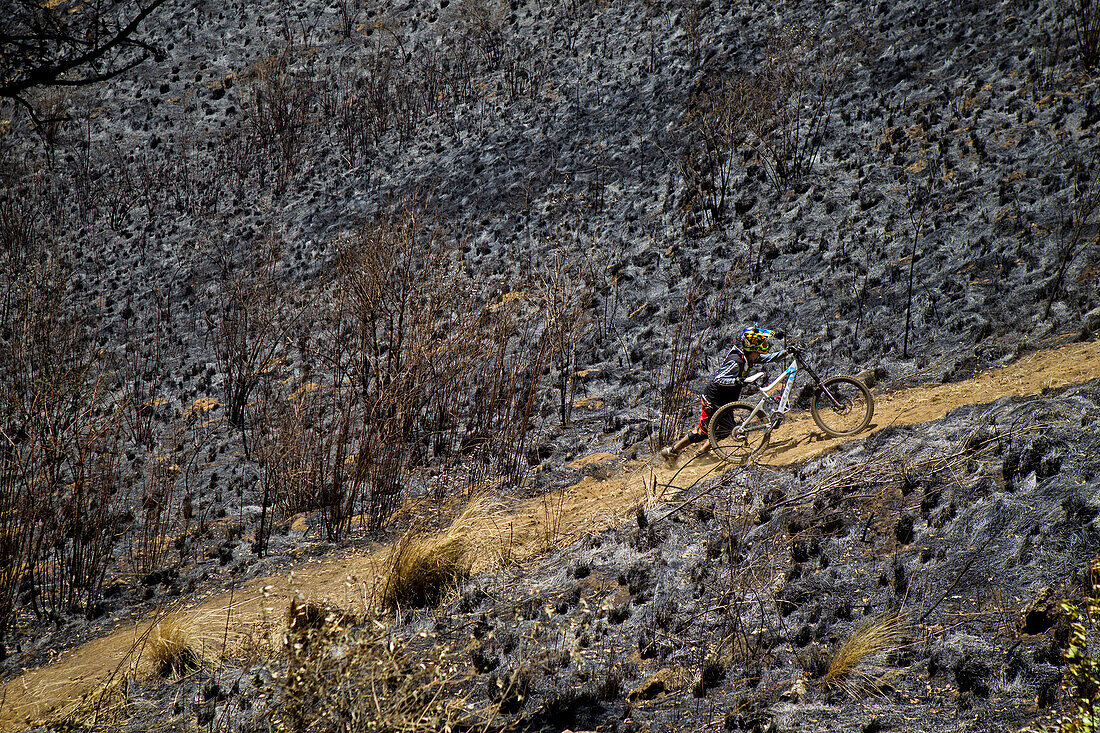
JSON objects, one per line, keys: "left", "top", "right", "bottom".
{"left": 2, "top": 339, "right": 1098, "bottom": 730}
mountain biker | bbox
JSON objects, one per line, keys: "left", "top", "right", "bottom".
{"left": 660, "top": 326, "right": 787, "bottom": 466}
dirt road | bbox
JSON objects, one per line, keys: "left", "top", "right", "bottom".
{"left": 2, "top": 339, "right": 1098, "bottom": 730}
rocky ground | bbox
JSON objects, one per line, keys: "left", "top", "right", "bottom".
{"left": 3, "top": 0, "right": 1100, "bottom": 730}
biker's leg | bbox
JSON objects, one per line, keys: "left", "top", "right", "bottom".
{"left": 663, "top": 399, "right": 711, "bottom": 463}
{"left": 663, "top": 429, "right": 704, "bottom": 462}
{"left": 689, "top": 399, "right": 715, "bottom": 453}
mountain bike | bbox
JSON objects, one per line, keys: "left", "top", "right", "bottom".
{"left": 707, "top": 347, "right": 874, "bottom": 464}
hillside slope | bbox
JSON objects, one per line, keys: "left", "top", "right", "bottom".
{"left": 3, "top": 339, "right": 1099, "bottom": 732}
{"left": 4, "top": 0, "right": 1100, "bottom": 730}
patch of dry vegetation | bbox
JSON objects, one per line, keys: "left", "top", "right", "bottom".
{"left": 280, "top": 594, "right": 500, "bottom": 733}
{"left": 381, "top": 493, "right": 508, "bottom": 611}
{"left": 824, "top": 611, "right": 907, "bottom": 696}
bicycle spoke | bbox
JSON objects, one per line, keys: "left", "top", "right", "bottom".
{"left": 709, "top": 402, "right": 770, "bottom": 463}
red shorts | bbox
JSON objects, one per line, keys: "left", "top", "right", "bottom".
{"left": 695, "top": 399, "right": 713, "bottom": 437}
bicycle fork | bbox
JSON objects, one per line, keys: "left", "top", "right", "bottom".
{"left": 799, "top": 357, "right": 845, "bottom": 410}
{"left": 817, "top": 383, "right": 846, "bottom": 410}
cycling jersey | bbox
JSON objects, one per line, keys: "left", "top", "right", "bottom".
{"left": 701, "top": 343, "right": 784, "bottom": 407}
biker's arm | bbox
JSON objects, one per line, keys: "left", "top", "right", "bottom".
{"left": 711, "top": 349, "right": 748, "bottom": 387}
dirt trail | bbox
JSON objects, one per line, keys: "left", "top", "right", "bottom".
{"left": 2, "top": 339, "right": 1098, "bottom": 730}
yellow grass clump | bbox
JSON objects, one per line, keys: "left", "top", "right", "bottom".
{"left": 380, "top": 493, "right": 507, "bottom": 611}
{"left": 147, "top": 618, "right": 199, "bottom": 679}
{"left": 824, "top": 612, "right": 907, "bottom": 696}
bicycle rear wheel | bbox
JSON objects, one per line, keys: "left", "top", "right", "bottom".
{"left": 708, "top": 401, "right": 770, "bottom": 464}
{"left": 811, "top": 376, "right": 874, "bottom": 437}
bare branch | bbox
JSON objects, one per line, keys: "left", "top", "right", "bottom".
{"left": 0, "top": 0, "right": 169, "bottom": 103}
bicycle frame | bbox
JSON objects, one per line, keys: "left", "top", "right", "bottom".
{"left": 740, "top": 354, "right": 800, "bottom": 427}
{"left": 708, "top": 346, "right": 874, "bottom": 462}
{"left": 739, "top": 348, "right": 843, "bottom": 426}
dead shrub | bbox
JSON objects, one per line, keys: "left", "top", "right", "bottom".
{"left": 128, "top": 401, "right": 218, "bottom": 573}
{"left": 244, "top": 44, "right": 315, "bottom": 195}
{"left": 249, "top": 365, "right": 365, "bottom": 551}
{"left": 1065, "top": 0, "right": 1100, "bottom": 69}
{"left": 246, "top": 204, "right": 550, "bottom": 549}
{"left": 456, "top": 0, "right": 507, "bottom": 66}
{"left": 207, "top": 232, "right": 302, "bottom": 432}
{"left": 535, "top": 247, "right": 599, "bottom": 426}
{"left": 684, "top": 24, "right": 863, "bottom": 203}
{"left": 654, "top": 276, "right": 738, "bottom": 450}
{"left": 655, "top": 284, "right": 707, "bottom": 450}
{"left": 28, "top": 88, "right": 71, "bottom": 158}
{"left": 751, "top": 24, "right": 862, "bottom": 190}
{"left": 681, "top": 71, "right": 754, "bottom": 231}
{"left": 0, "top": 241, "right": 127, "bottom": 628}
{"left": 0, "top": 149, "right": 47, "bottom": 329}
{"left": 129, "top": 455, "right": 182, "bottom": 576}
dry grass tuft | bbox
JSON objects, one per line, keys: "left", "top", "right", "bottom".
{"left": 824, "top": 612, "right": 907, "bottom": 696}
{"left": 382, "top": 532, "right": 466, "bottom": 610}
{"left": 147, "top": 618, "right": 199, "bottom": 679}
{"left": 381, "top": 493, "right": 507, "bottom": 611}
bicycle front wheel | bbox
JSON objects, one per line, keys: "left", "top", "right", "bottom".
{"left": 708, "top": 401, "right": 770, "bottom": 464}
{"left": 811, "top": 376, "right": 874, "bottom": 437}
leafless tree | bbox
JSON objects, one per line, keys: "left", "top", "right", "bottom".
{"left": 0, "top": 0, "right": 169, "bottom": 117}
{"left": 206, "top": 234, "right": 303, "bottom": 433}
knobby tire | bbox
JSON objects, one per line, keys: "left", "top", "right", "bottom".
{"left": 810, "top": 375, "right": 874, "bottom": 437}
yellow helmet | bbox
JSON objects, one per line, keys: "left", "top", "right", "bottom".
{"left": 741, "top": 326, "right": 773, "bottom": 353}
